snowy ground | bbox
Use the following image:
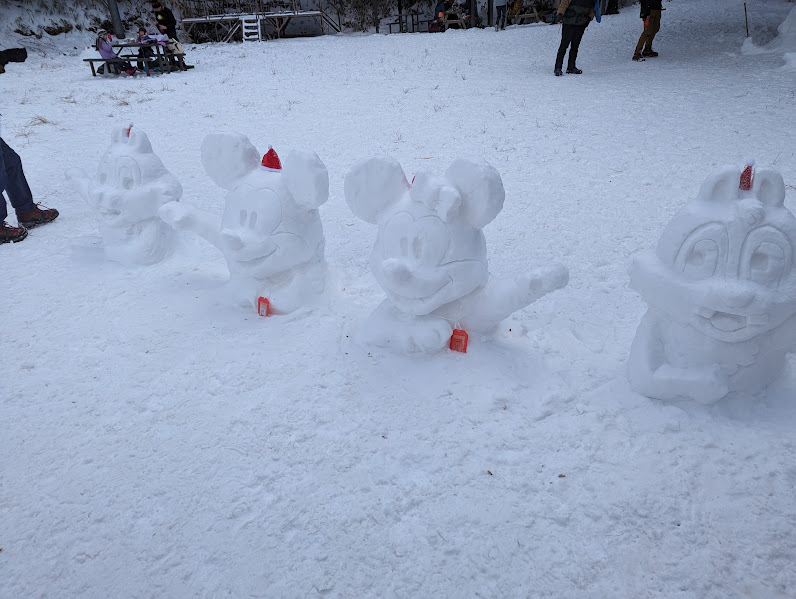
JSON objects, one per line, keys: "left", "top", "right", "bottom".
{"left": 2, "top": 0, "right": 795, "bottom": 597}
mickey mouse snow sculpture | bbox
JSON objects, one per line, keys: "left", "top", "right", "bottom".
{"left": 628, "top": 163, "right": 796, "bottom": 404}
{"left": 66, "top": 125, "right": 182, "bottom": 265}
{"left": 159, "top": 132, "right": 329, "bottom": 314}
{"left": 344, "top": 155, "right": 569, "bottom": 353}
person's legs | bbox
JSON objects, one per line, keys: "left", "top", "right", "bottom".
{"left": 567, "top": 24, "right": 586, "bottom": 71}
{"left": 644, "top": 10, "right": 661, "bottom": 52}
{"left": 635, "top": 18, "right": 651, "bottom": 54}
{"left": 555, "top": 25, "right": 575, "bottom": 71}
{"left": 0, "top": 137, "right": 36, "bottom": 219}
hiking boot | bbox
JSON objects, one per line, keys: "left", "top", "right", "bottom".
{"left": 17, "top": 204, "right": 59, "bottom": 230}
{"left": 642, "top": 49, "right": 658, "bottom": 57}
{"left": 632, "top": 52, "right": 643, "bottom": 61}
{"left": 554, "top": 68, "right": 563, "bottom": 76}
{"left": 1, "top": 221, "right": 28, "bottom": 244}
{"left": 566, "top": 67, "right": 583, "bottom": 74}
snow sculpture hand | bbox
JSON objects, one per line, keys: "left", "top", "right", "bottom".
{"left": 628, "top": 164, "right": 796, "bottom": 404}
{"left": 345, "top": 155, "right": 569, "bottom": 353}
{"left": 66, "top": 126, "right": 181, "bottom": 265}
{"left": 158, "top": 132, "right": 329, "bottom": 314}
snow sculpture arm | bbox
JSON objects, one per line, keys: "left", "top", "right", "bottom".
{"left": 628, "top": 310, "right": 730, "bottom": 405}
{"left": 456, "top": 264, "right": 569, "bottom": 332}
{"left": 65, "top": 167, "right": 95, "bottom": 208}
{"left": 158, "top": 201, "right": 221, "bottom": 249}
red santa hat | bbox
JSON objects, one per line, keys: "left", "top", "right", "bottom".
{"left": 739, "top": 160, "right": 754, "bottom": 191}
{"left": 260, "top": 146, "right": 281, "bottom": 172}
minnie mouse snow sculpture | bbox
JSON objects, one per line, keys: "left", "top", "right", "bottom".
{"left": 628, "top": 163, "right": 796, "bottom": 404}
{"left": 159, "top": 132, "right": 329, "bottom": 314}
{"left": 344, "top": 155, "right": 569, "bottom": 353}
{"left": 66, "top": 125, "right": 182, "bottom": 265}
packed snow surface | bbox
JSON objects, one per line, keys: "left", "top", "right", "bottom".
{"left": 2, "top": 1, "right": 795, "bottom": 597}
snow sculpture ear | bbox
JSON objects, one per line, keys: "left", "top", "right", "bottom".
{"left": 344, "top": 155, "right": 409, "bottom": 224}
{"left": 201, "top": 132, "right": 260, "bottom": 190}
{"left": 753, "top": 168, "right": 785, "bottom": 207}
{"left": 111, "top": 127, "right": 126, "bottom": 145}
{"left": 696, "top": 165, "right": 740, "bottom": 203}
{"left": 126, "top": 129, "right": 153, "bottom": 154}
{"left": 283, "top": 149, "right": 329, "bottom": 211}
{"left": 444, "top": 158, "right": 505, "bottom": 228}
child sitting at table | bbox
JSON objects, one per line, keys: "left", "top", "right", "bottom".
{"left": 135, "top": 27, "right": 156, "bottom": 71}
{"left": 95, "top": 30, "right": 136, "bottom": 76}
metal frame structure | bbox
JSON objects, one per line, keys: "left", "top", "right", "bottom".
{"left": 180, "top": 0, "right": 341, "bottom": 42}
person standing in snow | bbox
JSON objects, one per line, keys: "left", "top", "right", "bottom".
{"left": 495, "top": 0, "right": 508, "bottom": 31}
{"left": 553, "top": 0, "right": 595, "bottom": 76}
{"left": 152, "top": 1, "right": 179, "bottom": 41}
{"left": 633, "top": 0, "right": 662, "bottom": 60}
{"left": 0, "top": 136, "right": 59, "bottom": 243}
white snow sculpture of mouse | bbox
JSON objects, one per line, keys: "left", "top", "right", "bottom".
{"left": 158, "top": 132, "right": 329, "bottom": 314}
{"left": 344, "top": 155, "right": 569, "bottom": 353}
{"left": 66, "top": 125, "right": 182, "bottom": 265}
{"left": 628, "top": 163, "right": 796, "bottom": 404}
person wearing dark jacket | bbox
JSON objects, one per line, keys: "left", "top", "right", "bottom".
{"left": 152, "top": 1, "right": 178, "bottom": 40}
{"left": 633, "top": 0, "right": 662, "bottom": 60}
{"left": 553, "top": 0, "right": 595, "bottom": 76}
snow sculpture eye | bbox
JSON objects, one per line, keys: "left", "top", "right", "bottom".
{"left": 740, "top": 226, "right": 791, "bottom": 288}
{"left": 223, "top": 185, "right": 282, "bottom": 235}
{"left": 119, "top": 166, "right": 135, "bottom": 190}
{"left": 114, "top": 157, "right": 141, "bottom": 190}
{"left": 675, "top": 223, "right": 728, "bottom": 280}
{"left": 382, "top": 213, "right": 449, "bottom": 267}
{"left": 98, "top": 166, "right": 109, "bottom": 185}
{"left": 684, "top": 239, "right": 720, "bottom": 279}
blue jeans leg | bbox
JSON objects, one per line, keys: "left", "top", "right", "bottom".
{"left": 0, "top": 136, "right": 36, "bottom": 222}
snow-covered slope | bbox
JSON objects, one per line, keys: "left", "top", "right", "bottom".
{"left": 2, "top": 1, "right": 795, "bottom": 597}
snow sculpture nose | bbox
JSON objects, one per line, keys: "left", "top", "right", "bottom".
{"left": 705, "top": 284, "right": 755, "bottom": 310}
{"left": 220, "top": 228, "right": 244, "bottom": 251}
{"left": 382, "top": 258, "right": 412, "bottom": 285}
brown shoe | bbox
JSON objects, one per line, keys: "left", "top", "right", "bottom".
{"left": 1, "top": 221, "right": 28, "bottom": 244}
{"left": 17, "top": 204, "right": 59, "bottom": 229}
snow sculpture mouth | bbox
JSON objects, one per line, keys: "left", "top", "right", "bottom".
{"left": 696, "top": 307, "right": 769, "bottom": 332}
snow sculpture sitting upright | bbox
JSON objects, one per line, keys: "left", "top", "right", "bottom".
{"left": 66, "top": 125, "right": 182, "bottom": 265}
{"left": 344, "top": 155, "right": 569, "bottom": 353}
{"left": 628, "top": 163, "right": 796, "bottom": 404}
{"left": 158, "top": 132, "right": 329, "bottom": 314}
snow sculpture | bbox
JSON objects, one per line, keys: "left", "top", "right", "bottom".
{"left": 628, "top": 163, "right": 796, "bottom": 404}
{"left": 66, "top": 125, "right": 182, "bottom": 265}
{"left": 159, "top": 132, "right": 329, "bottom": 313}
{"left": 344, "top": 155, "right": 569, "bottom": 353}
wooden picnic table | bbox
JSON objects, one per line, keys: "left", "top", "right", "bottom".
{"left": 84, "top": 41, "right": 185, "bottom": 77}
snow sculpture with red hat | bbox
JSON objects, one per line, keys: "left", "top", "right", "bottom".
{"left": 66, "top": 125, "right": 182, "bottom": 265}
{"left": 628, "top": 163, "right": 796, "bottom": 404}
{"left": 344, "top": 155, "right": 569, "bottom": 353}
{"left": 159, "top": 132, "right": 329, "bottom": 313}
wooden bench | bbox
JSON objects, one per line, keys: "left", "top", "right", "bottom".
{"left": 83, "top": 58, "right": 131, "bottom": 77}
{"left": 510, "top": 2, "right": 552, "bottom": 25}
{"left": 442, "top": 10, "right": 467, "bottom": 30}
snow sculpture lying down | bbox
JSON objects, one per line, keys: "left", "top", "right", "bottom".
{"left": 628, "top": 164, "right": 796, "bottom": 404}
{"left": 159, "top": 132, "right": 329, "bottom": 314}
{"left": 344, "top": 155, "right": 569, "bottom": 352}
{"left": 66, "top": 126, "right": 182, "bottom": 265}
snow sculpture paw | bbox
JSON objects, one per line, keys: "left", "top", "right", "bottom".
{"left": 66, "top": 126, "right": 182, "bottom": 265}
{"left": 628, "top": 163, "right": 796, "bottom": 403}
{"left": 344, "top": 155, "right": 568, "bottom": 353}
{"left": 158, "top": 132, "right": 329, "bottom": 314}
